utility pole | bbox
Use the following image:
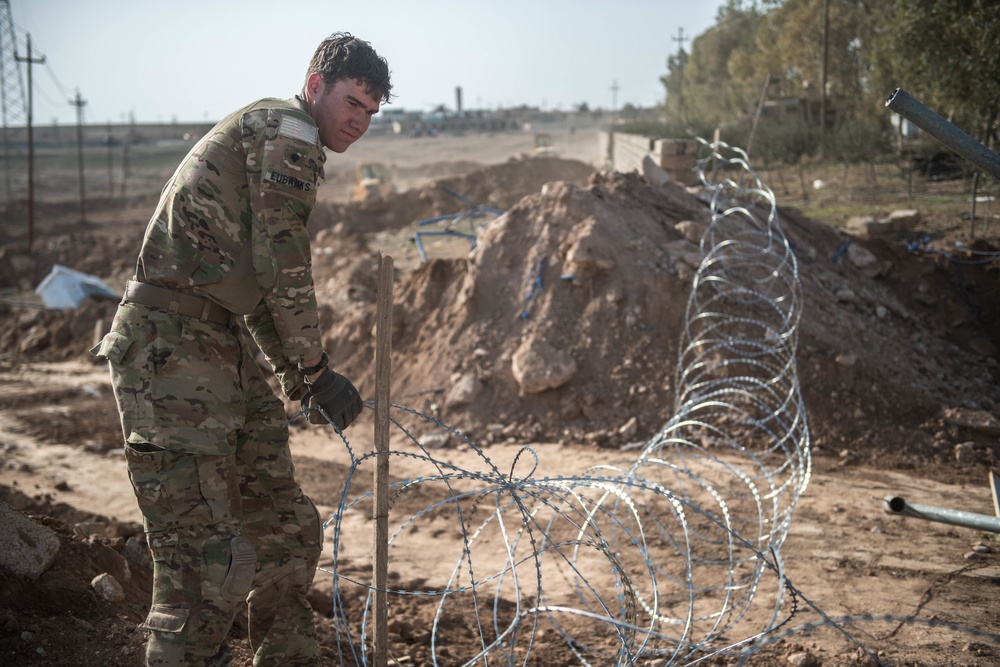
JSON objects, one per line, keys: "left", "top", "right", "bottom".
{"left": 106, "top": 120, "right": 113, "bottom": 195}
{"left": 14, "top": 32, "right": 44, "bottom": 253}
{"left": 820, "top": 0, "right": 830, "bottom": 133}
{"left": 120, "top": 111, "right": 134, "bottom": 198}
{"left": 70, "top": 88, "right": 87, "bottom": 225}
{"left": 672, "top": 27, "right": 689, "bottom": 120}
{"left": 610, "top": 79, "right": 619, "bottom": 125}
{"left": 746, "top": 73, "right": 772, "bottom": 162}
{"left": 672, "top": 27, "right": 688, "bottom": 51}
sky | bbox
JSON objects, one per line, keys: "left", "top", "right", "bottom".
{"left": 6, "top": 0, "right": 726, "bottom": 127}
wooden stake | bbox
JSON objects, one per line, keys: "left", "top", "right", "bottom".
{"left": 372, "top": 252, "right": 393, "bottom": 666}
{"left": 990, "top": 470, "right": 1000, "bottom": 518}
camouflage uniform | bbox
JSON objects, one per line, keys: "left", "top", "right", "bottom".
{"left": 93, "top": 96, "right": 328, "bottom": 667}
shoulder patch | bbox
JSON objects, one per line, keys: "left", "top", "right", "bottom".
{"left": 277, "top": 114, "right": 318, "bottom": 144}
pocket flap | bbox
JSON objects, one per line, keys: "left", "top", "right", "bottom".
{"left": 142, "top": 605, "right": 189, "bottom": 633}
{"left": 91, "top": 331, "right": 134, "bottom": 364}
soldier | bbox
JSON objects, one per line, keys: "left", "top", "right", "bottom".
{"left": 92, "top": 33, "right": 392, "bottom": 666}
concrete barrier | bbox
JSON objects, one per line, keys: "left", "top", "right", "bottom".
{"left": 601, "top": 132, "right": 700, "bottom": 185}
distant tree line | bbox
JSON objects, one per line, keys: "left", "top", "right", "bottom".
{"left": 640, "top": 0, "right": 999, "bottom": 168}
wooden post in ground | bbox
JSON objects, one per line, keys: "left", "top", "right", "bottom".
{"left": 372, "top": 252, "right": 393, "bottom": 666}
{"left": 990, "top": 470, "right": 1000, "bottom": 518}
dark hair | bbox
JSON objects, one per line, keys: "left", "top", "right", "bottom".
{"left": 306, "top": 32, "right": 393, "bottom": 104}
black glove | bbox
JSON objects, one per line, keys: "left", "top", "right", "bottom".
{"left": 303, "top": 368, "right": 363, "bottom": 430}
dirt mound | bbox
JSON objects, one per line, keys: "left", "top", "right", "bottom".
{"left": 0, "top": 297, "right": 119, "bottom": 364}
{"left": 322, "top": 169, "right": 1000, "bottom": 479}
{"left": 327, "top": 171, "right": 704, "bottom": 443}
{"left": 0, "top": 231, "right": 140, "bottom": 293}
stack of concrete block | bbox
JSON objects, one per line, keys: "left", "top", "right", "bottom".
{"left": 845, "top": 209, "right": 921, "bottom": 237}
{"left": 604, "top": 133, "right": 700, "bottom": 186}
{"left": 653, "top": 138, "right": 700, "bottom": 186}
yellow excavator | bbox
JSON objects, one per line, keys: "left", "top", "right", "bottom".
{"left": 531, "top": 133, "right": 557, "bottom": 157}
{"left": 350, "top": 162, "right": 394, "bottom": 207}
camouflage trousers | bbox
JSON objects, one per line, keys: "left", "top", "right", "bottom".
{"left": 93, "top": 302, "right": 322, "bottom": 667}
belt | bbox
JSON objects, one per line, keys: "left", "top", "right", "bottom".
{"left": 123, "top": 280, "right": 232, "bottom": 325}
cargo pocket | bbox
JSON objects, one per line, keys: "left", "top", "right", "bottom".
{"left": 125, "top": 433, "right": 238, "bottom": 531}
{"left": 142, "top": 605, "right": 188, "bottom": 633}
{"left": 124, "top": 437, "right": 175, "bottom": 531}
{"left": 91, "top": 330, "right": 134, "bottom": 364}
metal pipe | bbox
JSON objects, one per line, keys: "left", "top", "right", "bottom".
{"left": 882, "top": 495, "right": 1000, "bottom": 533}
{"left": 885, "top": 87, "right": 1000, "bottom": 181}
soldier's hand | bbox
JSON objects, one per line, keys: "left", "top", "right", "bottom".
{"left": 304, "top": 368, "right": 363, "bottom": 430}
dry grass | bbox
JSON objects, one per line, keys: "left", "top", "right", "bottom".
{"left": 762, "top": 160, "right": 1000, "bottom": 244}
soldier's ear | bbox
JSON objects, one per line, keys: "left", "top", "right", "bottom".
{"left": 306, "top": 73, "right": 324, "bottom": 100}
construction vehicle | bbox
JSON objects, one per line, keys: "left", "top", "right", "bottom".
{"left": 350, "top": 162, "right": 394, "bottom": 207}
{"left": 531, "top": 133, "right": 557, "bottom": 158}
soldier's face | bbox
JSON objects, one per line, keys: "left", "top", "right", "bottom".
{"left": 306, "top": 75, "right": 381, "bottom": 153}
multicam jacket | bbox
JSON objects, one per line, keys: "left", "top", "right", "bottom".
{"left": 135, "top": 96, "right": 326, "bottom": 399}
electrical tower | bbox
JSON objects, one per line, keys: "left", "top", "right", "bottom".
{"left": 0, "top": 0, "right": 28, "bottom": 204}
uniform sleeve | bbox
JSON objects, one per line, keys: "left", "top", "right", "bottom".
{"left": 245, "top": 300, "right": 307, "bottom": 400}
{"left": 242, "top": 107, "right": 326, "bottom": 365}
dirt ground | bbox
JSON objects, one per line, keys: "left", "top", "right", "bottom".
{"left": 1, "top": 124, "right": 999, "bottom": 666}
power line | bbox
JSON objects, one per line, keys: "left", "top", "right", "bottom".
{"left": 42, "top": 58, "right": 69, "bottom": 97}
{"left": 28, "top": 58, "right": 70, "bottom": 113}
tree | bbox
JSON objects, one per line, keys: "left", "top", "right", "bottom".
{"left": 661, "top": 1, "right": 763, "bottom": 131}
{"left": 657, "top": 0, "right": 998, "bottom": 163}
{"left": 660, "top": 50, "right": 688, "bottom": 120}
{"left": 866, "top": 0, "right": 1000, "bottom": 237}
{"left": 867, "top": 0, "right": 1000, "bottom": 146}
{"left": 822, "top": 119, "right": 891, "bottom": 190}
{"left": 619, "top": 103, "right": 641, "bottom": 121}
{"left": 739, "top": 0, "right": 874, "bottom": 127}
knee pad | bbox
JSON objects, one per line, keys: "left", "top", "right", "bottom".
{"left": 303, "top": 497, "right": 323, "bottom": 578}
{"left": 221, "top": 535, "right": 258, "bottom": 603}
